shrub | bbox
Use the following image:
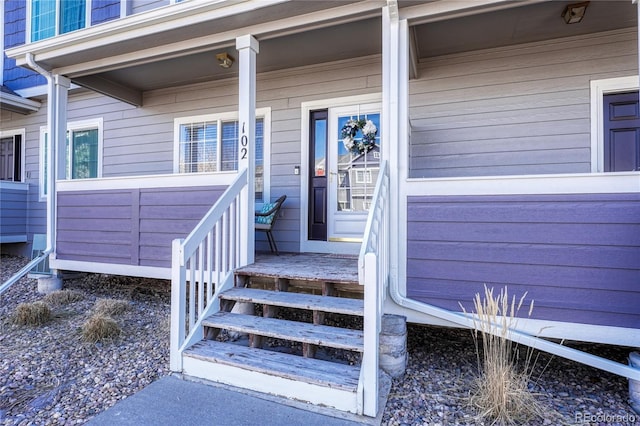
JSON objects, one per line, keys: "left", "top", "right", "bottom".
{"left": 93, "top": 298, "right": 130, "bottom": 316}
{"left": 14, "top": 302, "right": 52, "bottom": 326}
{"left": 82, "top": 314, "right": 121, "bottom": 343}
{"left": 43, "top": 289, "right": 84, "bottom": 306}
{"left": 461, "top": 286, "right": 544, "bottom": 425}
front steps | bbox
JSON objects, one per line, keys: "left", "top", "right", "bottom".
{"left": 182, "top": 254, "right": 369, "bottom": 414}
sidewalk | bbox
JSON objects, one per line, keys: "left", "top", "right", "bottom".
{"left": 87, "top": 375, "right": 373, "bottom": 426}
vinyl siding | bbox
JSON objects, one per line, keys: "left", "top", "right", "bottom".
{"left": 409, "top": 28, "right": 638, "bottom": 178}
{"left": 406, "top": 193, "right": 640, "bottom": 329}
{"left": 130, "top": 0, "right": 170, "bottom": 15}
{"left": 3, "top": 1, "right": 45, "bottom": 90}
{"left": 56, "top": 186, "right": 226, "bottom": 267}
{"left": 0, "top": 186, "right": 28, "bottom": 241}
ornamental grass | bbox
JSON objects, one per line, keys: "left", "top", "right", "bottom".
{"left": 461, "top": 285, "right": 545, "bottom": 425}
{"left": 82, "top": 314, "right": 121, "bottom": 343}
{"left": 14, "top": 302, "right": 52, "bottom": 326}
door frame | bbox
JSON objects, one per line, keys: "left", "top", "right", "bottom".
{"left": 590, "top": 75, "right": 639, "bottom": 172}
{"left": 299, "top": 93, "right": 381, "bottom": 254}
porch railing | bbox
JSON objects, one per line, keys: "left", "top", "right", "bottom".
{"left": 170, "top": 168, "right": 248, "bottom": 372}
{"left": 357, "top": 160, "right": 390, "bottom": 417}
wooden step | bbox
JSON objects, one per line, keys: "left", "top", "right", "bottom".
{"left": 221, "top": 287, "right": 364, "bottom": 316}
{"left": 235, "top": 253, "right": 358, "bottom": 285}
{"left": 202, "top": 312, "right": 364, "bottom": 352}
{"left": 184, "top": 340, "right": 360, "bottom": 392}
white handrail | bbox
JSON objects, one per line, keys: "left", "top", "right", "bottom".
{"left": 170, "top": 168, "right": 248, "bottom": 372}
{"left": 357, "top": 160, "right": 390, "bottom": 417}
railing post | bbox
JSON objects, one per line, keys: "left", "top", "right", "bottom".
{"left": 170, "top": 238, "right": 186, "bottom": 372}
{"left": 362, "top": 252, "right": 379, "bottom": 417}
{"left": 237, "top": 35, "right": 259, "bottom": 267}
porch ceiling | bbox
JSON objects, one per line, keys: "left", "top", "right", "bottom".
{"left": 412, "top": 0, "right": 638, "bottom": 60}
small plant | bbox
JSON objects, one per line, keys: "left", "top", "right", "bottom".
{"left": 93, "top": 298, "right": 130, "bottom": 316}
{"left": 82, "top": 314, "right": 121, "bottom": 343}
{"left": 461, "top": 285, "right": 544, "bottom": 425}
{"left": 14, "top": 302, "right": 52, "bottom": 326}
{"left": 43, "top": 289, "right": 84, "bottom": 306}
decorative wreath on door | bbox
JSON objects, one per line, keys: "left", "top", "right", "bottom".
{"left": 341, "top": 118, "right": 378, "bottom": 155}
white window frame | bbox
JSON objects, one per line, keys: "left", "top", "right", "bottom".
{"left": 173, "top": 107, "right": 271, "bottom": 204}
{"left": 39, "top": 118, "right": 104, "bottom": 200}
{"left": 590, "top": 75, "right": 639, "bottom": 173}
{"left": 0, "top": 128, "right": 26, "bottom": 182}
{"left": 27, "top": 0, "right": 93, "bottom": 43}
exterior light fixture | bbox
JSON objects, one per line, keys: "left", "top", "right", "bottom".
{"left": 562, "top": 2, "right": 589, "bottom": 24}
{"left": 216, "top": 52, "right": 234, "bottom": 69}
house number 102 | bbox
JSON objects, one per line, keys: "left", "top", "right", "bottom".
{"left": 240, "top": 122, "right": 248, "bottom": 160}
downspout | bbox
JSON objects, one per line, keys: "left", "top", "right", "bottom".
{"left": 25, "top": 53, "right": 67, "bottom": 281}
{"left": 384, "top": 6, "right": 640, "bottom": 382}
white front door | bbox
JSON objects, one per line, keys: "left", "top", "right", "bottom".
{"left": 327, "top": 103, "right": 381, "bottom": 242}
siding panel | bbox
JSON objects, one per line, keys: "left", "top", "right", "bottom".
{"left": 406, "top": 193, "right": 640, "bottom": 329}
{"left": 0, "top": 187, "right": 28, "bottom": 240}
{"left": 409, "top": 29, "right": 637, "bottom": 178}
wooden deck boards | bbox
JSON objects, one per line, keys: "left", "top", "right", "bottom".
{"left": 184, "top": 340, "right": 360, "bottom": 392}
{"left": 236, "top": 253, "right": 359, "bottom": 284}
{"left": 221, "top": 287, "right": 364, "bottom": 316}
{"left": 203, "top": 312, "right": 364, "bottom": 352}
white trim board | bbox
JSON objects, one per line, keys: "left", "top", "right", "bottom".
{"left": 50, "top": 258, "right": 170, "bottom": 280}
{"left": 590, "top": 75, "right": 639, "bottom": 173}
{"left": 405, "top": 171, "right": 640, "bottom": 196}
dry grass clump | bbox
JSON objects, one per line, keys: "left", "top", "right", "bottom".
{"left": 82, "top": 314, "right": 121, "bottom": 343}
{"left": 93, "top": 298, "right": 130, "bottom": 316}
{"left": 13, "top": 302, "right": 52, "bottom": 326}
{"left": 43, "top": 289, "right": 84, "bottom": 306}
{"left": 461, "top": 286, "right": 544, "bottom": 425}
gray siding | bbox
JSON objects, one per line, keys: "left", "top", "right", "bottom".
{"left": 406, "top": 193, "right": 640, "bottom": 329}
{"left": 56, "top": 186, "right": 225, "bottom": 268}
{"left": 409, "top": 28, "right": 638, "bottom": 178}
{"left": 0, "top": 186, "right": 28, "bottom": 241}
{"left": 130, "top": 0, "right": 170, "bottom": 15}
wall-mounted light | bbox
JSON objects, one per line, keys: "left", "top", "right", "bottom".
{"left": 216, "top": 52, "right": 234, "bottom": 69}
{"left": 562, "top": 2, "right": 589, "bottom": 24}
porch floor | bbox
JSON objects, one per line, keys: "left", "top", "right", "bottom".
{"left": 237, "top": 252, "right": 359, "bottom": 285}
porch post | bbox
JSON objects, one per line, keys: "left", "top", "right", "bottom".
{"left": 236, "top": 35, "right": 259, "bottom": 266}
{"left": 47, "top": 74, "right": 70, "bottom": 274}
{"left": 383, "top": 1, "right": 409, "bottom": 299}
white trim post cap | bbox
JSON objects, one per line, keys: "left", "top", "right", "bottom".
{"left": 236, "top": 34, "right": 259, "bottom": 53}
{"left": 54, "top": 74, "right": 71, "bottom": 88}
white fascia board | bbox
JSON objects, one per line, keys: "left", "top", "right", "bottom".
{"left": 50, "top": 258, "right": 171, "bottom": 280}
{"left": 0, "top": 91, "right": 41, "bottom": 113}
{"left": 6, "top": 0, "right": 383, "bottom": 76}
{"left": 400, "top": 0, "right": 547, "bottom": 25}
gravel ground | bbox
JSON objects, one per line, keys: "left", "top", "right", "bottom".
{"left": 1, "top": 254, "right": 638, "bottom": 425}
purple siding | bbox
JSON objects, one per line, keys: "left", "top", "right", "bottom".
{"left": 3, "top": 1, "right": 46, "bottom": 90}
{"left": 56, "top": 186, "right": 226, "bottom": 268}
{"left": 406, "top": 193, "right": 640, "bottom": 329}
{"left": 0, "top": 187, "right": 28, "bottom": 239}
{"left": 91, "top": 0, "right": 120, "bottom": 25}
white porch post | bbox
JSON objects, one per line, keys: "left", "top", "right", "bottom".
{"left": 47, "top": 74, "right": 70, "bottom": 276}
{"left": 383, "top": 1, "right": 409, "bottom": 300}
{"left": 236, "top": 35, "right": 259, "bottom": 267}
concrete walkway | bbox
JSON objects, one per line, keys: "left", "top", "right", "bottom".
{"left": 87, "top": 375, "right": 371, "bottom": 426}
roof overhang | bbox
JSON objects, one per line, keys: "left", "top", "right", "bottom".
{"left": 0, "top": 89, "right": 42, "bottom": 114}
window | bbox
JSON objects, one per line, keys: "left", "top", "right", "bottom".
{"left": 40, "top": 119, "right": 103, "bottom": 198}
{"left": 174, "top": 109, "right": 270, "bottom": 202}
{"left": 354, "top": 169, "right": 372, "bottom": 184}
{"left": 30, "top": 0, "right": 88, "bottom": 42}
{"left": 0, "top": 130, "right": 25, "bottom": 182}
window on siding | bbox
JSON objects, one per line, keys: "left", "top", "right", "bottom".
{"left": 175, "top": 110, "right": 270, "bottom": 202}
{"left": 40, "top": 119, "right": 103, "bottom": 199}
{"left": 30, "top": 0, "right": 87, "bottom": 42}
{"left": 0, "top": 132, "right": 24, "bottom": 182}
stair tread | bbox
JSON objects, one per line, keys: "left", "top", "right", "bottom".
{"left": 203, "top": 312, "right": 364, "bottom": 352}
{"left": 235, "top": 253, "right": 359, "bottom": 284}
{"left": 221, "top": 287, "right": 364, "bottom": 316}
{"left": 184, "top": 340, "right": 360, "bottom": 392}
